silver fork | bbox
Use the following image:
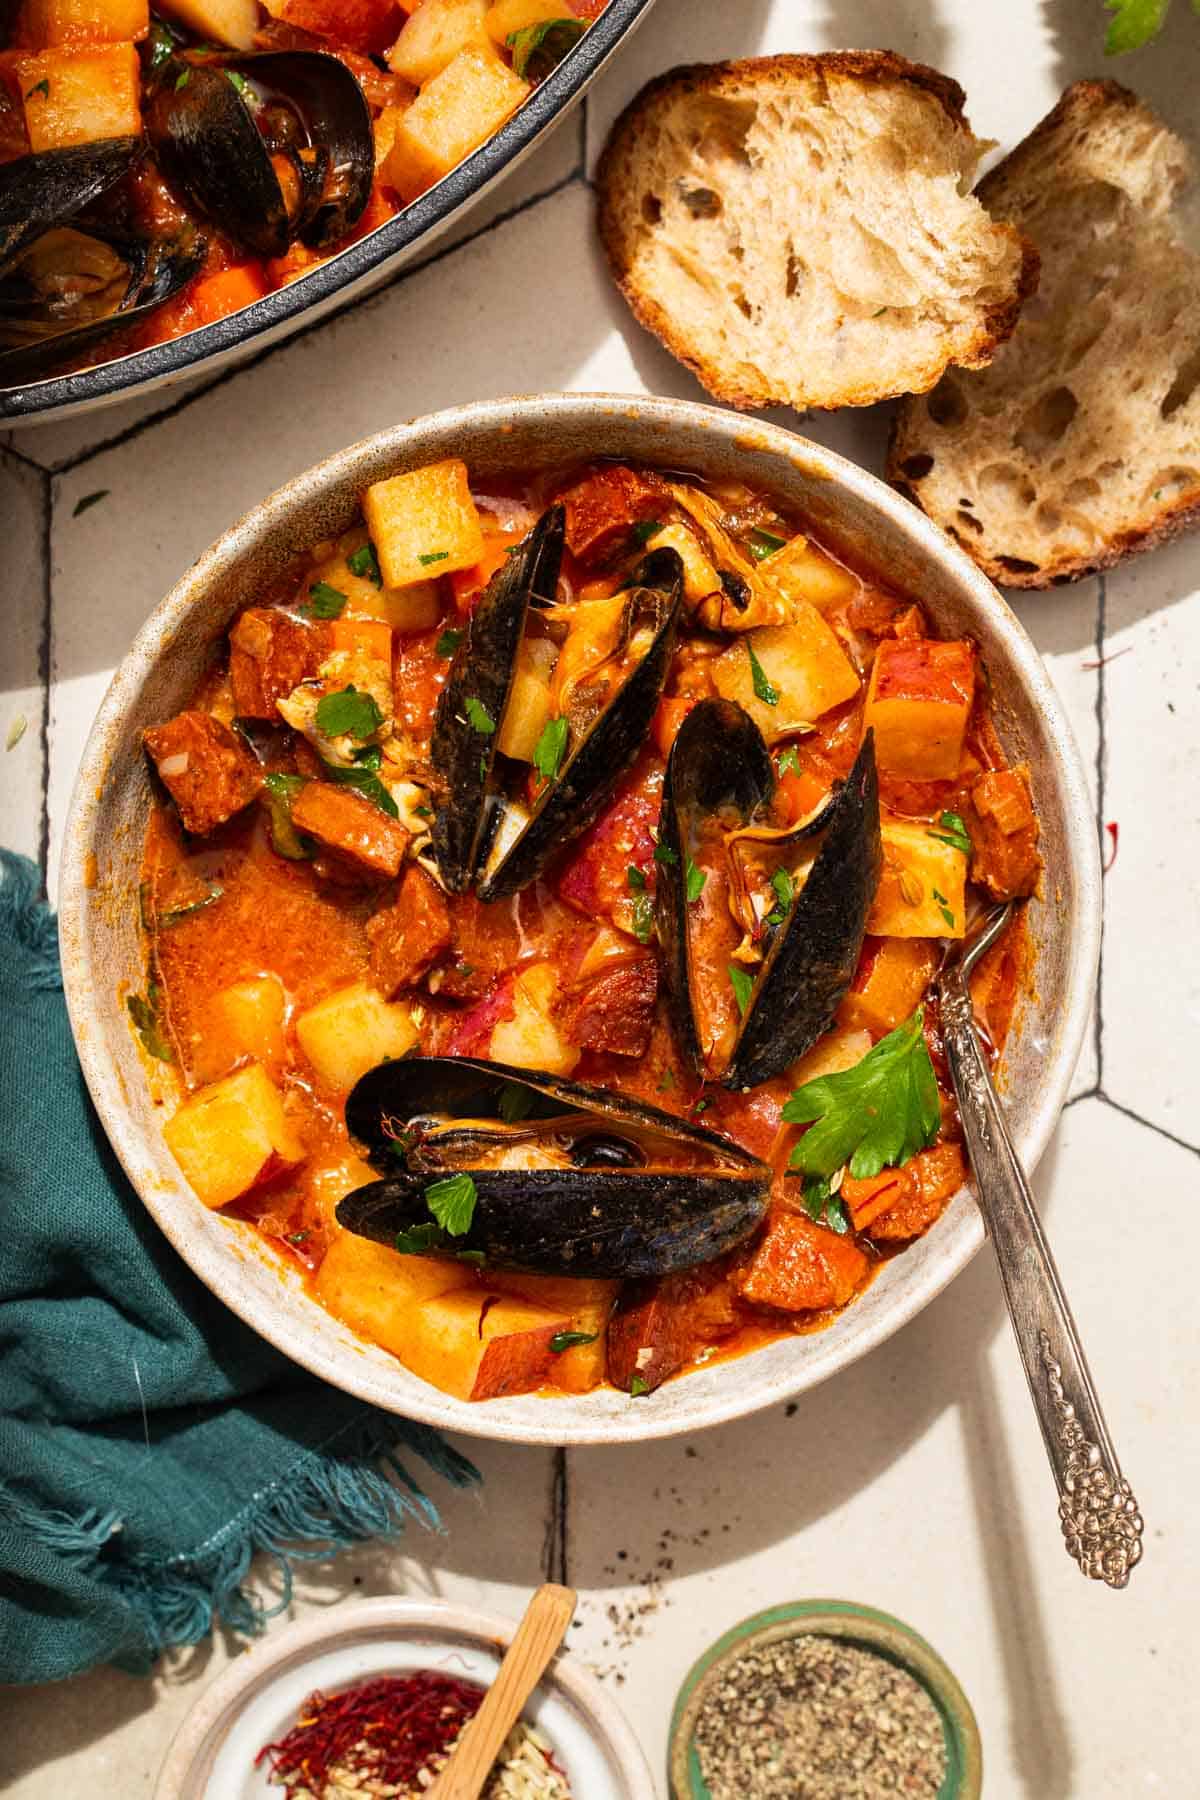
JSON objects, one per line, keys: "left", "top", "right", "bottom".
{"left": 935, "top": 904, "right": 1143, "bottom": 1588}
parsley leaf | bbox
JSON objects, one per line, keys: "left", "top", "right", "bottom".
{"left": 497, "top": 1081, "right": 534, "bottom": 1123}
{"left": 1103, "top": 0, "right": 1172, "bottom": 53}
{"left": 631, "top": 892, "right": 655, "bottom": 944}
{"left": 747, "top": 640, "right": 779, "bottom": 706}
{"left": 174, "top": 67, "right": 190, "bottom": 89}
{"left": 629, "top": 1373, "right": 651, "bottom": 1397}
{"left": 748, "top": 527, "right": 787, "bottom": 562}
{"left": 728, "top": 963, "right": 755, "bottom": 1016}
{"left": 262, "top": 772, "right": 311, "bottom": 859}
{"left": 127, "top": 988, "right": 174, "bottom": 1062}
{"left": 653, "top": 841, "right": 679, "bottom": 866}
{"left": 435, "top": 627, "right": 462, "bottom": 657}
{"left": 456, "top": 1249, "right": 487, "bottom": 1266}
{"left": 73, "top": 489, "right": 109, "bottom": 517}
{"left": 316, "top": 685, "right": 382, "bottom": 740}
{"left": 784, "top": 1008, "right": 940, "bottom": 1181}
{"left": 932, "top": 886, "right": 956, "bottom": 932}
{"left": 507, "top": 16, "right": 584, "bottom": 79}
{"left": 225, "top": 68, "right": 250, "bottom": 95}
{"left": 307, "top": 580, "right": 347, "bottom": 619}
{"left": 685, "top": 857, "right": 706, "bottom": 903}
{"left": 627, "top": 864, "right": 647, "bottom": 891}
{"left": 320, "top": 760, "right": 399, "bottom": 818}
{"left": 419, "top": 550, "right": 449, "bottom": 566}
{"left": 534, "top": 715, "right": 569, "bottom": 783}
{"left": 765, "top": 866, "right": 794, "bottom": 927}
{"left": 347, "top": 541, "right": 382, "bottom": 586}
{"left": 550, "top": 1330, "right": 598, "bottom": 1353}
{"left": 927, "top": 809, "right": 972, "bottom": 857}
{"left": 26, "top": 77, "right": 50, "bottom": 99}
{"left": 464, "top": 696, "right": 495, "bottom": 735}
{"left": 395, "top": 1221, "right": 445, "bottom": 1254}
{"left": 632, "top": 519, "right": 662, "bottom": 545}
{"left": 777, "top": 745, "right": 801, "bottom": 777}
{"left": 425, "top": 1172, "right": 477, "bottom": 1237}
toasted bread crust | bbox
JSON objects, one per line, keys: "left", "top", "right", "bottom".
{"left": 596, "top": 52, "right": 1038, "bottom": 413}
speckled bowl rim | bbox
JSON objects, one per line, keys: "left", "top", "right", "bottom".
{"left": 667, "top": 1599, "right": 982, "bottom": 1800}
{"left": 58, "top": 392, "right": 1101, "bottom": 1447}
{"left": 154, "top": 1595, "right": 657, "bottom": 1799}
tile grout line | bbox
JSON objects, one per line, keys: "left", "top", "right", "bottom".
{"left": 35, "top": 470, "right": 53, "bottom": 897}
{"left": 53, "top": 169, "right": 586, "bottom": 477}
{"left": 543, "top": 1447, "right": 569, "bottom": 1588}
{"left": 0, "top": 438, "right": 48, "bottom": 476}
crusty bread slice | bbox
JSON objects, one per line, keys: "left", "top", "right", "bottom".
{"left": 596, "top": 52, "right": 1036, "bottom": 412}
{"left": 889, "top": 81, "right": 1200, "bottom": 586}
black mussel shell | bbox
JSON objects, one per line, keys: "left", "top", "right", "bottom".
{"left": 0, "top": 137, "right": 143, "bottom": 270}
{"left": 146, "top": 52, "right": 372, "bottom": 259}
{"left": 431, "top": 504, "right": 566, "bottom": 892}
{"left": 657, "top": 699, "right": 882, "bottom": 1089}
{"left": 337, "top": 1056, "right": 770, "bottom": 1278}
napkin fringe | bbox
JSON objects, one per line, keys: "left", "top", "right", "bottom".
{"left": 0, "top": 850, "right": 60, "bottom": 990}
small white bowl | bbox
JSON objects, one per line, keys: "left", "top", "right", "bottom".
{"left": 154, "top": 1597, "right": 655, "bottom": 1799}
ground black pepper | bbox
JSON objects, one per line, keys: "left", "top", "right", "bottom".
{"left": 692, "top": 1633, "right": 947, "bottom": 1799}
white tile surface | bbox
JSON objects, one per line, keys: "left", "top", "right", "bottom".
{"left": 2, "top": 0, "right": 1199, "bottom": 1794}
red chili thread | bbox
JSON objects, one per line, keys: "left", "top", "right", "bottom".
{"left": 256, "top": 1671, "right": 485, "bottom": 1791}
{"left": 1103, "top": 822, "right": 1119, "bottom": 873}
{"left": 1081, "top": 645, "right": 1133, "bottom": 671}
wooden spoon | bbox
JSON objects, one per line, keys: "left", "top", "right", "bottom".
{"left": 427, "top": 1583, "right": 578, "bottom": 1800}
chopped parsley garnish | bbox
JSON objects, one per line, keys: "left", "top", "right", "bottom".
{"left": 25, "top": 78, "right": 50, "bottom": 99}
{"left": 456, "top": 1249, "right": 487, "bottom": 1266}
{"left": 931, "top": 887, "right": 956, "bottom": 931}
{"left": 395, "top": 1221, "right": 445, "bottom": 1254}
{"left": 631, "top": 892, "right": 655, "bottom": 944}
{"left": 685, "top": 857, "right": 706, "bottom": 903}
{"left": 653, "top": 841, "right": 679, "bottom": 866}
{"left": 414, "top": 804, "right": 432, "bottom": 818}
{"left": 464, "top": 696, "right": 495, "bottom": 734}
{"left": 320, "top": 760, "right": 399, "bottom": 818}
{"left": 800, "top": 1175, "right": 849, "bottom": 1233}
{"left": 127, "top": 988, "right": 173, "bottom": 1062}
{"left": 629, "top": 1373, "right": 651, "bottom": 1397}
{"left": 632, "top": 519, "right": 662, "bottom": 544}
{"left": 765, "top": 866, "right": 794, "bottom": 927}
{"left": 506, "top": 17, "right": 584, "bottom": 80}
{"left": 728, "top": 963, "right": 755, "bottom": 1016}
{"left": 692, "top": 1097, "right": 708, "bottom": 1114}
{"left": 225, "top": 68, "right": 249, "bottom": 95}
{"left": 533, "top": 715, "right": 569, "bottom": 784}
{"left": 777, "top": 745, "right": 802, "bottom": 777}
{"left": 424, "top": 1172, "right": 477, "bottom": 1237}
{"left": 435, "top": 627, "right": 462, "bottom": 657}
{"left": 497, "top": 1081, "right": 534, "bottom": 1123}
{"left": 262, "top": 772, "right": 311, "bottom": 859}
{"left": 657, "top": 1069, "right": 676, "bottom": 1092}
{"left": 347, "top": 541, "right": 382, "bottom": 586}
{"left": 419, "top": 550, "right": 450, "bottom": 566}
{"left": 154, "top": 885, "right": 225, "bottom": 928}
{"left": 550, "top": 1330, "right": 598, "bottom": 1353}
{"left": 784, "top": 1008, "right": 940, "bottom": 1181}
{"left": 748, "top": 527, "right": 788, "bottom": 562}
{"left": 174, "top": 67, "right": 190, "bottom": 89}
{"left": 928, "top": 809, "right": 972, "bottom": 857}
{"left": 307, "top": 580, "right": 347, "bottom": 619}
{"left": 315, "top": 684, "right": 382, "bottom": 741}
{"left": 73, "top": 489, "right": 109, "bottom": 517}
{"left": 286, "top": 1229, "right": 310, "bottom": 1246}
{"left": 747, "top": 640, "right": 779, "bottom": 706}
{"left": 627, "top": 864, "right": 647, "bottom": 891}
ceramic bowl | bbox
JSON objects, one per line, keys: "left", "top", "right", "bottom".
{"left": 0, "top": 0, "right": 655, "bottom": 427}
{"left": 58, "top": 392, "right": 1101, "bottom": 1446}
{"left": 667, "top": 1600, "right": 982, "bottom": 1799}
{"left": 154, "top": 1596, "right": 655, "bottom": 1798}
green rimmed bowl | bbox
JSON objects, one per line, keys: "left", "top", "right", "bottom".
{"left": 668, "top": 1600, "right": 982, "bottom": 1800}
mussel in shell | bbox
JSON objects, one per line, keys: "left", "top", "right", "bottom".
{"left": 146, "top": 52, "right": 373, "bottom": 259}
{"left": 657, "top": 699, "right": 881, "bottom": 1089}
{"left": 337, "top": 1057, "right": 771, "bottom": 1278}
{"left": 0, "top": 138, "right": 204, "bottom": 384}
{"left": 431, "top": 508, "right": 685, "bottom": 901}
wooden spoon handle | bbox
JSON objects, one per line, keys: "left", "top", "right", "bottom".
{"left": 428, "top": 1584, "right": 577, "bottom": 1800}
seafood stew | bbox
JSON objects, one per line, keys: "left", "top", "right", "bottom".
{"left": 0, "top": 0, "right": 609, "bottom": 384}
{"left": 136, "top": 456, "right": 1040, "bottom": 1404}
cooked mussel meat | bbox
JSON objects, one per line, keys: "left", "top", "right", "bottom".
{"left": 146, "top": 52, "right": 373, "bottom": 258}
{"left": 0, "top": 138, "right": 203, "bottom": 383}
{"left": 431, "top": 509, "right": 684, "bottom": 900}
{"left": 657, "top": 699, "right": 881, "bottom": 1089}
{"left": 337, "top": 1056, "right": 770, "bottom": 1278}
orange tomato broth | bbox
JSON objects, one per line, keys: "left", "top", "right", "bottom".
{"left": 140, "top": 461, "right": 1033, "bottom": 1397}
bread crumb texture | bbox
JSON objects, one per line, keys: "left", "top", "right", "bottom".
{"left": 890, "top": 81, "right": 1200, "bottom": 586}
{"left": 597, "top": 52, "right": 1035, "bottom": 413}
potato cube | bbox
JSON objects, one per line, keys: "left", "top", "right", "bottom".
{"left": 296, "top": 982, "right": 419, "bottom": 1090}
{"left": 867, "top": 818, "right": 967, "bottom": 939}
{"left": 164, "top": 1063, "right": 304, "bottom": 1210}
{"left": 383, "top": 45, "right": 528, "bottom": 202}
{"left": 210, "top": 975, "right": 289, "bottom": 1073}
{"left": 490, "top": 962, "right": 579, "bottom": 1074}
{"left": 497, "top": 636, "right": 555, "bottom": 762}
{"left": 24, "top": 0, "right": 149, "bottom": 46}
{"left": 17, "top": 44, "right": 140, "bottom": 150}
{"left": 363, "top": 458, "right": 484, "bottom": 589}
{"left": 306, "top": 538, "right": 442, "bottom": 631}
{"left": 387, "top": 0, "right": 490, "bottom": 84}
{"left": 759, "top": 536, "right": 858, "bottom": 612}
{"left": 786, "top": 1026, "right": 872, "bottom": 1088}
{"left": 303, "top": 1152, "right": 379, "bottom": 1231}
{"left": 401, "top": 1289, "right": 569, "bottom": 1400}
{"left": 712, "top": 602, "right": 859, "bottom": 741}
{"left": 155, "top": 0, "right": 258, "bottom": 48}
{"left": 486, "top": 0, "right": 573, "bottom": 42}
{"left": 483, "top": 1273, "right": 617, "bottom": 1393}
{"left": 838, "top": 938, "right": 939, "bottom": 1036}
{"left": 864, "top": 638, "right": 975, "bottom": 779}
{"left": 315, "top": 1233, "right": 465, "bottom": 1357}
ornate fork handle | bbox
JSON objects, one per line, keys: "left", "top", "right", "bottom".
{"left": 939, "top": 973, "right": 1143, "bottom": 1588}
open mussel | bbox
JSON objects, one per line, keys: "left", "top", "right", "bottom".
{"left": 0, "top": 138, "right": 203, "bottom": 384}
{"left": 431, "top": 508, "right": 684, "bottom": 900}
{"left": 146, "top": 52, "right": 373, "bottom": 259}
{"left": 337, "top": 1056, "right": 771, "bottom": 1278}
{"left": 657, "top": 699, "right": 881, "bottom": 1090}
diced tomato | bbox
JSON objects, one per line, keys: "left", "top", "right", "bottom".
{"left": 441, "top": 975, "right": 517, "bottom": 1058}
{"left": 700, "top": 1077, "right": 791, "bottom": 1161}
{"left": 189, "top": 264, "right": 268, "bottom": 326}
{"left": 267, "top": 0, "right": 402, "bottom": 56}
{"left": 776, "top": 764, "right": 829, "bottom": 824}
{"left": 556, "top": 755, "right": 663, "bottom": 924}
{"left": 450, "top": 530, "right": 529, "bottom": 615}
{"left": 651, "top": 696, "right": 696, "bottom": 760}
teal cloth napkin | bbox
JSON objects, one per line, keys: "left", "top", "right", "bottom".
{"left": 0, "top": 851, "right": 477, "bottom": 1685}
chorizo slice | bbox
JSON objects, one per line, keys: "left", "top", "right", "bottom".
{"left": 367, "top": 865, "right": 452, "bottom": 997}
{"left": 561, "top": 465, "right": 665, "bottom": 568}
{"left": 559, "top": 955, "right": 658, "bottom": 1057}
{"left": 967, "top": 767, "right": 1041, "bottom": 900}
{"left": 289, "top": 782, "right": 409, "bottom": 879}
{"left": 229, "top": 608, "right": 328, "bottom": 719}
{"left": 143, "top": 711, "right": 260, "bottom": 836}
